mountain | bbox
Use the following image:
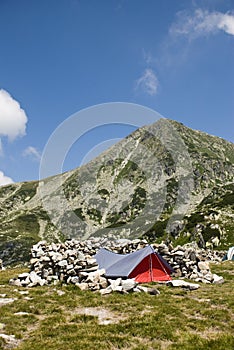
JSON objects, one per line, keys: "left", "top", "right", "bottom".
{"left": 0, "top": 119, "right": 233, "bottom": 265}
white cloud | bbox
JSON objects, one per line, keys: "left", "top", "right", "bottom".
{"left": 0, "top": 170, "right": 13, "bottom": 186}
{"left": 135, "top": 69, "right": 159, "bottom": 96}
{"left": 142, "top": 49, "right": 153, "bottom": 65}
{"left": 170, "top": 9, "right": 234, "bottom": 38}
{"left": 23, "top": 146, "right": 41, "bottom": 162}
{"left": 0, "top": 89, "right": 28, "bottom": 141}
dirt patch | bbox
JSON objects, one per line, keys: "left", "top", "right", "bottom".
{"left": 73, "top": 307, "right": 125, "bottom": 325}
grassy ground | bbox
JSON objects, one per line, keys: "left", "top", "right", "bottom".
{"left": 0, "top": 262, "right": 233, "bottom": 350}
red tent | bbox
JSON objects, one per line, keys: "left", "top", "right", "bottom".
{"left": 95, "top": 245, "right": 173, "bottom": 283}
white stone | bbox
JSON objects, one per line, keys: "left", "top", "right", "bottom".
{"left": 57, "top": 260, "right": 68, "bottom": 267}
{"left": 0, "top": 298, "right": 15, "bottom": 306}
{"left": 198, "top": 261, "right": 210, "bottom": 271}
{"left": 99, "top": 286, "right": 113, "bottom": 295}
{"left": 121, "top": 279, "right": 136, "bottom": 292}
{"left": 18, "top": 272, "right": 29, "bottom": 279}
{"left": 212, "top": 274, "right": 224, "bottom": 284}
{"left": 76, "top": 282, "right": 89, "bottom": 291}
{"left": 29, "top": 271, "right": 45, "bottom": 286}
{"left": 70, "top": 276, "right": 79, "bottom": 284}
{"left": 167, "top": 280, "right": 200, "bottom": 290}
{"left": 99, "top": 277, "right": 108, "bottom": 289}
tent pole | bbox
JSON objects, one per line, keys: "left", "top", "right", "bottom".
{"left": 150, "top": 245, "right": 170, "bottom": 279}
{"left": 150, "top": 253, "right": 153, "bottom": 282}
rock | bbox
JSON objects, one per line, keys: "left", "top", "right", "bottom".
{"left": 99, "top": 286, "right": 113, "bottom": 295}
{"left": 212, "top": 274, "right": 224, "bottom": 284}
{"left": 56, "top": 290, "right": 65, "bottom": 296}
{"left": 109, "top": 278, "right": 122, "bottom": 292}
{"left": 86, "top": 258, "right": 98, "bottom": 266}
{"left": 18, "top": 291, "right": 29, "bottom": 295}
{"left": 29, "top": 271, "right": 45, "bottom": 286}
{"left": 173, "top": 268, "right": 182, "bottom": 278}
{"left": 9, "top": 278, "right": 22, "bottom": 287}
{"left": 76, "top": 282, "right": 89, "bottom": 291}
{"left": 198, "top": 261, "right": 210, "bottom": 272}
{"left": 121, "top": 279, "right": 136, "bottom": 292}
{"left": 50, "top": 252, "right": 63, "bottom": 262}
{"left": 145, "top": 287, "right": 160, "bottom": 295}
{"left": 167, "top": 280, "right": 200, "bottom": 290}
{"left": 172, "top": 250, "right": 185, "bottom": 257}
{"left": 189, "top": 251, "right": 197, "bottom": 262}
{"left": 190, "top": 273, "right": 198, "bottom": 280}
{"left": 112, "top": 285, "right": 123, "bottom": 293}
{"left": 136, "top": 285, "right": 148, "bottom": 293}
{"left": 18, "top": 272, "right": 30, "bottom": 279}
{"left": 0, "top": 298, "right": 16, "bottom": 306}
{"left": 86, "top": 270, "right": 105, "bottom": 284}
{"left": 99, "top": 277, "right": 108, "bottom": 289}
{"left": 203, "top": 272, "right": 214, "bottom": 282}
{"left": 77, "top": 252, "right": 85, "bottom": 260}
{"left": 57, "top": 259, "right": 68, "bottom": 267}
{"left": 70, "top": 276, "right": 79, "bottom": 284}
{"left": 109, "top": 278, "right": 121, "bottom": 287}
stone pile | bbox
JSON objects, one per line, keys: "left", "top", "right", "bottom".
{"left": 9, "top": 238, "right": 225, "bottom": 290}
{"left": 9, "top": 240, "right": 158, "bottom": 294}
{"left": 156, "top": 243, "right": 224, "bottom": 284}
{"left": 105, "top": 238, "right": 148, "bottom": 254}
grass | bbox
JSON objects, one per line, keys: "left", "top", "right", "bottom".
{"left": 0, "top": 262, "right": 233, "bottom": 349}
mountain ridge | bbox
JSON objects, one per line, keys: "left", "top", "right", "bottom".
{"left": 0, "top": 118, "right": 233, "bottom": 265}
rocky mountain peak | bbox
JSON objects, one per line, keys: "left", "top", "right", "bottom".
{"left": 0, "top": 119, "right": 233, "bottom": 265}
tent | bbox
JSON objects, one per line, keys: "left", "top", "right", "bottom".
{"left": 222, "top": 247, "right": 234, "bottom": 261}
{"left": 94, "top": 245, "right": 173, "bottom": 283}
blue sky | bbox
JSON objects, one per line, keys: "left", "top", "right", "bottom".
{"left": 0, "top": 0, "right": 233, "bottom": 184}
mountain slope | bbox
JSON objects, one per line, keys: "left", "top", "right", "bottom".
{"left": 0, "top": 119, "right": 233, "bottom": 264}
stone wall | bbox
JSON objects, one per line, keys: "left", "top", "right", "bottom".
{"left": 9, "top": 238, "right": 225, "bottom": 291}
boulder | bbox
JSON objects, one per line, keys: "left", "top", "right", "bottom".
{"left": 121, "top": 279, "right": 136, "bottom": 292}
{"left": 76, "top": 282, "right": 89, "bottom": 291}
{"left": 212, "top": 274, "right": 224, "bottom": 284}
{"left": 99, "top": 286, "right": 113, "bottom": 295}
{"left": 167, "top": 280, "right": 200, "bottom": 290}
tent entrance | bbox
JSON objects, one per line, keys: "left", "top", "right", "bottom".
{"left": 129, "top": 253, "right": 172, "bottom": 283}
